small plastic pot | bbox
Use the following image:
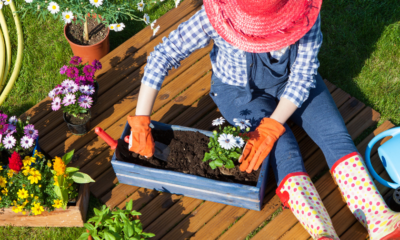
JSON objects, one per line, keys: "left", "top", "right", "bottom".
{"left": 63, "top": 111, "right": 91, "bottom": 136}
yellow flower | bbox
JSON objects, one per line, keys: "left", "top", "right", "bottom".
{"left": 53, "top": 156, "right": 66, "bottom": 176}
{"left": 39, "top": 185, "right": 41, "bottom": 188}
{"left": 47, "top": 161, "right": 52, "bottom": 168}
{"left": 31, "top": 202, "right": 44, "bottom": 215}
{"left": 0, "top": 196, "right": 1, "bottom": 201}
{"left": 52, "top": 199, "right": 62, "bottom": 208}
{"left": 28, "top": 170, "right": 42, "bottom": 184}
{"left": 17, "top": 188, "right": 29, "bottom": 199}
{"left": 22, "top": 166, "right": 31, "bottom": 176}
{"left": 23, "top": 156, "right": 36, "bottom": 166}
{"left": 22, "top": 184, "right": 26, "bottom": 188}
{"left": 0, "top": 166, "right": 3, "bottom": 171}
{"left": 29, "top": 167, "right": 37, "bottom": 175}
{"left": 1, "top": 188, "right": 8, "bottom": 196}
{"left": 34, "top": 196, "right": 39, "bottom": 200}
{"left": 30, "top": 194, "right": 33, "bottom": 198}
{"left": 53, "top": 176, "right": 59, "bottom": 186}
{"left": 0, "top": 176, "right": 7, "bottom": 188}
{"left": 22, "top": 211, "right": 26, "bottom": 215}
{"left": 7, "top": 169, "right": 14, "bottom": 178}
{"left": 12, "top": 206, "right": 20, "bottom": 213}
{"left": 34, "top": 150, "right": 44, "bottom": 158}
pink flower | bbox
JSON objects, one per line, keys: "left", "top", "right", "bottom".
{"left": 0, "top": 113, "right": 7, "bottom": 122}
{"left": 0, "top": 122, "right": 8, "bottom": 134}
{"left": 83, "top": 65, "right": 95, "bottom": 76}
{"left": 78, "top": 95, "right": 93, "bottom": 109}
{"left": 4, "top": 124, "right": 16, "bottom": 135}
{"left": 59, "top": 65, "right": 68, "bottom": 74}
{"left": 52, "top": 97, "right": 61, "bottom": 111}
{"left": 74, "top": 76, "right": 86, "bottom": 85}
{"left": 62, "top": 93, "right": 76, "bottom": 106}
{"left": 24, "top": 124, "right": 39, "bottom": 139}
{"left": 66, "top": 67, "right": 79, "bottom": 79}
{"left": 70, "top": 56, "right": 82, "bottom": 66}
{"left": 92, "top": 59, "right": 102, "bottom": 70}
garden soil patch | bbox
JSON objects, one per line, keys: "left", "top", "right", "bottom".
{"left": 65, "top": 112, "right": 91, "bottom": 125}
{"left": 66, "top": 17, "right": 107, "bottom": 45}
{"left": 121, "top": 130, "right": 260, "bottom": 186}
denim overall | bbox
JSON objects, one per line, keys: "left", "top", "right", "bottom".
{"left": 209, "top": 43, "right": 357, "bottom": 185}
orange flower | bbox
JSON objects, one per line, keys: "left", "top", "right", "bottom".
{"left": 53, "top": 156, "right": 66, "bottom": 176}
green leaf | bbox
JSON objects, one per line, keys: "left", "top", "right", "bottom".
{"left": 202, "top": 152, "right": 211, "bottom": 162}
{"left": 126, "top": 199, "right": 133, "bottom": 211}
{"left": 225, "top": 160, "right": 235, "bottom": 169}
{"left": 228, "top": 151, "right": 241, "bottom": 159}
{"left": 62, "top": 150, "right": 75, "bottom": 165}
{"left": 104, "top": 231, "right": 116, "bottom": 240}
{"left": 72, "top": 172, "right": 95, "bottom": 183}
{"left": 77, "top": 232, "right": 90, "bottom": 240}
{"left": 209, "top": 161, "right": 216, "bottom": 169}
{"left": 66, "top": 167, "right": 80, "bottom": 173}
{"left": 141, "top": 232, "right": 156, "bottom": 238}
{"left": 215, "top": 159, "right": 223, "bottom": 167}
{"left": 84, "top": 223, "right": 95, "bottom": 231}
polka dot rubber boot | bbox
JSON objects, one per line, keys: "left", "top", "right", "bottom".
{"left": 276, "top": 172, "right": 339, "bottom": 240}
{"left": 331, "top": 152, "right": 400, "bottom": 240}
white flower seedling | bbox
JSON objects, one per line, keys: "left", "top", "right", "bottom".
{"left": 137, "top": 0, "right": 145, "bottom": 11}
{"left": 4, "top": 0, "right": 11, "bottom": 6}
{"left": 47, "top": 2, "right": 60, "bottom": 14}
{"left": 62, "top": 11, "right": 74, "bottom": 24}
{"left": 89, "top": 0, "right": 103, "bottom": 8}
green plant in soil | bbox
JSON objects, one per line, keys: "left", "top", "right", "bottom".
{"left": 203, "top": 117, "right": 250, "bottom": 169}
{"left": 78, "top": 199, "right": 155, "bottom": 240}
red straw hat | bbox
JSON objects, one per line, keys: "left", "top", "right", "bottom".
{"left": 203, "top": 0, "right": 323, "bottom": 53}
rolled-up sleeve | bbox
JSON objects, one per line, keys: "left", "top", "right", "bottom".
{"left": 142, "top": 9, "right": 212, "bottom": 90}
{"left": 281, "top": 14, "right": 323, "bottom": 107}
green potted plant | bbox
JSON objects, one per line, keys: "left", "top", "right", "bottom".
{"left": 16, "top": 0, "right": 164, "bottom": 63}
{"left": 78, "top": 199, "right": 155, "bottom": 240}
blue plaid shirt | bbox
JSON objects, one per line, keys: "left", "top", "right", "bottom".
{"left": 142, "top": 7, "right": 322, "bottom": 107}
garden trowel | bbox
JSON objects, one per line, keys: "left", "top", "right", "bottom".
{"left": 94, "top": 127, "right": 170, "bottom": 161}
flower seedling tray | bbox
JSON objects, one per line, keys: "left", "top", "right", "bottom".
{"left": 111, "top": 121, "right": 270, "bottom": 211}
{"left": 0, "top": 184, "right": 90, "bottom": 227}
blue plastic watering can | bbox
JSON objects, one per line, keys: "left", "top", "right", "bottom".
{"left": 365, "top": 127, "right": 400, "bottom": 189}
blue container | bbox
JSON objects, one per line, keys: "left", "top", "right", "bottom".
{"left": 111, "top": 121, "right": 270, "bottom": 211}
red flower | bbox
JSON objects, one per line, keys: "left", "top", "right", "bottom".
{"left": 9, "top": 152, "right": 23, "bottom": 173}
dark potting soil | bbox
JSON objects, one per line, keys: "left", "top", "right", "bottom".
{"left": 122, "top": 130, "right": 260, "bottom": 186}
{"left": 65, "top": 112, "right": 91, "bottom": 125}
{"left": 66, "top": 17, "right": 107, "bottom": 45}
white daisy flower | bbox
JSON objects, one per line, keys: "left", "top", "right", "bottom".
{"left": 143, "top": 13, "right": 150, "bottom": 25}
{"left": 152, "top": 25, "right": 160, "bottom": 36}
{"left": 175, "top": 0, "right": 181, "bottom": 8}
{"left": 25, "top": 0, "right": 33, "bottom": 3}
{"left": 48, "top": 89, "right": 56, "bottom": 99}
{"left": 0, "top": 2, "right": 3, "bottom": 10}
{"left": 20, "top": 136, "right": 34, "bottom": 149}
{"left": 47, "top": 2, "right": 60, "bottom": 14}
{"left": 137, "top": 0, "right": 144, "bottom": 11}
{"left": 4, "top": 0, "right": 12, "bottom": 6}
{"left": 115, "top": 23, "right": 125, "bottom": 32}
{"left": 150, "top": 20, "right": 157, "bottom": 29}
{"left": 233, "top": 118, "right": 252, "bottom": 130}
{"left": 62, "top": 11, "right": 74, "bottom": 24}
{"left": 233, "top": 136, "right": 245, "bottom": 148}
{"left": 89, "top": 0, "right": 103, "bottom": 8}
{"left": 8, "top": 116, "right": 18, "bottom": 125}
{"left": 212, "top": 117, "right": 225, "bottom": 126}
{"left": 109, "top": 24, "right": 117, "bottom": 31}
{"left": 218, "top": 134, "right": 235, "bottom": 150}
{"left": 3, "top": 135, "right": 16, "bottom": 149}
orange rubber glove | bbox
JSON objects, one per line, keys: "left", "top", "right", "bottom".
{"left": 239, "top": 118, "right": 286, "bottom": 173}
{"left": 127, "top": 115, "right": 155, "bottom": 158}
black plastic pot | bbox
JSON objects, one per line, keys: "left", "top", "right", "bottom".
{"left": 387, "top": 188, "right": 400, "bottom": 212}
{"left": 63, "top": 111, "right": 91, "bottom": 135}
{"left": 92, "top": 81, "right": 99, "bottom": 105}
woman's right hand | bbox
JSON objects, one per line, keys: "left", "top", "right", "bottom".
{"left": 127, "top": 115, "right": 155, "bottom": 158}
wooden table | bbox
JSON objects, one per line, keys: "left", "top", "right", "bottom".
{"left": 21, "top": 0, "right": 394, "bottom": 238}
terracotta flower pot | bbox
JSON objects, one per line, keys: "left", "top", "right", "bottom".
{"left": 64, "top": 22, "right": 110, "bottom": 64}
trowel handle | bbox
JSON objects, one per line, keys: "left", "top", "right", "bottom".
{"left": 365, "top": 127, "right": 400, "bottom": 189}
{"left": 95, "top": 127, "right": 118, "bottom": 150}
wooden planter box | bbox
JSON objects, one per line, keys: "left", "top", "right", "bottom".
{"left": 0, "top": 184, "right": 90, "bottom": 227}
{"left": 111, "top": 121, "right": 270, "bottom": 211}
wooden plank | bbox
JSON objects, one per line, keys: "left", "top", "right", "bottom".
{"left": 90, "top": 168, "right": 118, "bottom": 198}
{"left": 116, "top": 188, "right": 159, "bottom": 211}
{"left": 101, "top": 184, "right": 140, "bottom": 209}
{"left": 161, "top": 201, "right": 226, "bottom": 240}
{"left": 356, "top": 121, "right": 395, "bottom": 158}
{"left": 340, "top": 221, "right": 367, "bottom": 240}
{"left": 331, "top": 88, "right": 351, "bottom": 107}
{"left": 27, "top": 5, "right": 204, "bottom": 140}
{"left": 347, "top": 107, "right": 380, "bottom": 139}
{"left": 323, "top": 79, "right": 337, "bottom": 93}
{"left": 20, "top": 0, "right": 203, "bottom": 125}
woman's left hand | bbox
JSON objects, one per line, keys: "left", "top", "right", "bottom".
{"left": 239, "top": 118, "right": 286, "bottom": 173}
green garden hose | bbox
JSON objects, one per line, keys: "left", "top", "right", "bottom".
{"left": 0, "top": 28, "right": 5, "bottom": 85}
{"left": 0, "top": 10, "right": 11, "bottom": 91}
{"left": 0, "top": 1, "right": 23, "bottom": 105}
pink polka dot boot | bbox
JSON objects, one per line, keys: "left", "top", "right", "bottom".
{"left": 331, "top": 152, "right": 400, "bottom": 240}
{"left": 276, "top": 172, "right": 339, "bottom": 240}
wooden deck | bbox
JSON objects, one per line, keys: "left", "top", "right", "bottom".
{"left": 22, "top": 0, "right": 396, "bottom": 238}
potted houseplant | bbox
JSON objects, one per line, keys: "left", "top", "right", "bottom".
{"left": 109, "top": 118, "right": 270, "bottom": 211}
{"left": 49, "top": 56, "right": 102, "bottom": 135}
{"left": 78, "top": 199, "right": 155, "bottom": 240}
{"left": 16, "top": 0, "right": 163, "bottom": 63}
{"left": 0, "top": 149, "right": 94, "bottom": 217}
{"left": 0, "top": 112, "right": 39, "bottom": 164}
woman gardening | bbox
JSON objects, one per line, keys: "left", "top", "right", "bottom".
{"left": 126, "top": 0, "right": 400, "bottom": 239}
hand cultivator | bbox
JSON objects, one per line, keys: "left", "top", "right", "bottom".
{"left": 0, "top": 1, "right": 23, "bottom": 105}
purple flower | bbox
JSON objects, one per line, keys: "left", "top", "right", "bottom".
{"left": 8, "top": 116, "right": 18, "bottom": 125}
{"left": 67, "top": 82, "right": 79, "bottom": 93}
{"left": 61, "top": 79, "right": 75, "bottom": 88}
{"left": 59, "top": 65, "right": 68, "bottom": 74}
{"left": 92, "top": 59, "right": 102, "bottom": 71}
{"left": 78, "top": 95, "right": 93, "bottom": 109}
{"left": 0, "top": 113, "right": 7, "bottom": 122}
{"left": 87, "top": 85, "right": 95, "bottom": 95}
{"left": 70, "top": 56, "right": 82, "bottom": 66}
{"left": 83, "top": 65, "right": 95, "bottom": 76}
{"left": 54, "top": 85, "right": 63, "bottom": 95}
{"left": 24, "top": 124, "right": 39, "bottom": 140}
{"left": 48, "top": 89, "right": 56, "bottom": 99}
{"left": 85, "top": 75, "right": 94, "bottom": 85}
{"left": 4, "top": 124, "right": 17, "bottom": 135}
{"left": 20, "top": 135, "right": 34, "bottom": 149}
{"left": 62, "top": 93, "right": 76, "bottom": 106}
{"left": 0, "top": 122, "right": 8, "bottom": 135}
{"left": 66, "top": 67, "right": 79, "bottom": 79}
{"left": 52, "top": 97, "right": 61, "bottom": 111}
{"left": 3, "top": 135, "right": 16, "bottom": 149}
{"left": 80, "top": 85, "right": 95, "bottom": 95}
{"left": 74, "top": 76, "right": 86, "bottom": 85}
